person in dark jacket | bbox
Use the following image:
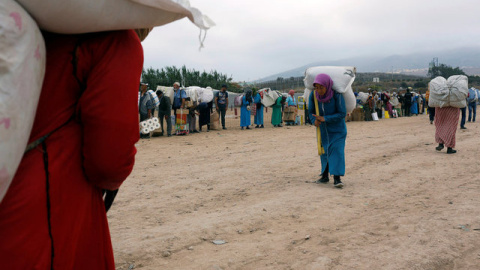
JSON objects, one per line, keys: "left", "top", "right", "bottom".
{"left": 403, "top": 88, "right": 413, "bottom": 117}
{"left": 156, "top": 90, "right": 172, "bottom": 137}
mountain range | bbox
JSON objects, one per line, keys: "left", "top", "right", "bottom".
{"left": 255, "top": 47, "right": 480, "bottom": 82}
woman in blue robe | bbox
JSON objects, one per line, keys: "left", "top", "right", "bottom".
{"left": 410, "top": 93, "right": 419, "bottom": 115}
{"left": 240, "top": 91, "right": 252, "bottom": 129}
{"left": 254, "top": 92, "right": 264, "bottom": 128}
{"left": 308, "top": 74, "right": 347, "bottom": 188}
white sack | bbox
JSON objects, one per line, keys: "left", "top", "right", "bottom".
{"left": 304, "top": 66, "right": 356, "bottom": 94}
{"left": 157, "top": 86, "right": 174, "bottom": 104}
{"left": 185, "top": 86, "right": 200, "bottom": 102}
{"left": 17, "top": 0, "right": 215, "bottom": 34}
{"left": 303, "top": 66, "right": 357, "bottom": 113}
{"left": 0, "top": 0, "right": 46, "bottom": 202}
{"left": 259, "top": 88, "right": 279, "bottom": 107}
{"left": 390, "top": 96, "right": 400, "bottom": 107}
{"left": 197, "top": 86, "right": 214, "bottom": 103}
{"left": 303, "top": 88, "right": 312, "bottom": 108}
{"left": 428, "top": 75, "right": 468, "bottom": 108}
{"left": 357, "top": 92, "right": 369, "bottom": 105}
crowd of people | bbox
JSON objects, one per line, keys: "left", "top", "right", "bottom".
{"left": 138, "top": 84, "right": 303, "bottom": 138}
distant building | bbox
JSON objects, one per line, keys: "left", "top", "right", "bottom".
{"left": 373, "top": 77, "right": 380, "bottom": 83}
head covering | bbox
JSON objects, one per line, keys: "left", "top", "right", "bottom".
{"left": 313, "top": 74, "right": 334, "bottom": 103}
{"left": 221, "top": 84, "right": 227, "bottom": 88}
{"left": 288, "top": 90, "right": 295, "bottom": 97}
{"left": 140, "top": 82, "right": 148, "bottom": 86}
{"left": 173, "top": 82, "right": 180, "bottom": 87}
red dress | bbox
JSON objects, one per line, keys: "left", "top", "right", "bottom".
{"left": 0, "top": 30, "right": 143, "bottom": 269}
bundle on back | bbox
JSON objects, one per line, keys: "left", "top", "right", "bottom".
{"left": 428, "top": 75, "right": 468, "bottom": 108}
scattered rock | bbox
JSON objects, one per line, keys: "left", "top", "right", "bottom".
{"left": 188, "top": 246, "right": 194, "bottom": 250}
{"left": 449, "top": 201, "right": 453, "bottom": 204}
{"left": 263, "top": 208, "right": 267, "bottom": 212}
{"left": 162, "top": 251, "right": 171, "bottom": 257}
{"left": 212, "top": 240, "right": 227, "bottom": 245}
{"left": 305, "top": 235, "right": 311, "bottom": 240}
{"left": 237, "top": 230, "right": 243, "bottom": 234}
{"left": 128, "top": 264, "right": 135, "bottom": 270}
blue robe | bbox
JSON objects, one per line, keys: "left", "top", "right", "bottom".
{"left": 411, "top": 96, "right": 419, "bottom": 115}
{"left": 240, "top": 96, "right": 251, "bottom": 127}
{"left": 254, "top": 93, "right": 264, "bottom": 125}
{"left": 308, "top": 91, "right": 347, "bottom": 176}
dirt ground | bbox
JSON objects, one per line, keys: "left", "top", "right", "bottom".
{"left": 109, "top": 110, "right": 480, "bottom": 270}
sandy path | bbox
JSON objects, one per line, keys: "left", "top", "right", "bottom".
{"left": 110, "top": 113, "right": 480, "bottom": 270}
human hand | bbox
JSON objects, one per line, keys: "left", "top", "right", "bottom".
{"left": 312, "top": 114, "right": 325, "bottom": 122}
{"left": 314, "top": 119, "right": 321, "bottom": 127}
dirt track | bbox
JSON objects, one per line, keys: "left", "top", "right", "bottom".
{"left": 110, "top": 112, "right": 480, "bottom": 270}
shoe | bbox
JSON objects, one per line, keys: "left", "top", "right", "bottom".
{"left": 246, "top": 127, "right": 251, "bottom": 130}
{"left": 278, "top": 124, "right": 283, "bottom": 127}
{"left": 207, "top": 130, "right": 210, "bottom": 132}
{"left": 460, "top": 126, "right": 467, "bottom": 129}
{"left": 430, "top": 120, "right": 433, "bottom": 124}
{"left": 468, "top": 120, "right": 471, "bottom": 122}
{"left": 334, "top": 179, "right": 344, "bottom": 188}
{"left": 260, "top": 125, "right": 264, "bottom": 128}
{"left": 314, "top": 177, "right": 329, "bottom": 184}
{"left": 193, "top": 130, "right": 199, "bottom": 133}
{"left": 241, "top": 127, "right": 244, "bottom": 130}
{"left": 255, "top": 125, "right": 259, "bottom": 128}
{"left": 447, "top": 148, "right": 457, "bottom": 154}
{"left": 223, "top": 127, "right": 227, "bottom": 130}
{"left": 435, "top": 144, "right": 444, "bottom": 151}
{"left": 167, "top": 134, "right": 172, "bottom": 137}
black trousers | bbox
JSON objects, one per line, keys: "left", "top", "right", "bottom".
{"left": 428, "top": 106, "right": 435, "bottom": 122}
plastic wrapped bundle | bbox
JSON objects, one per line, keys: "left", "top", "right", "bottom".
{"left": 0, "top": 0, "right": 46, "bottom": 202}
{"left": 17, "top": 0, "right": 215, "bottom": 34}
{"left": 429, "top": 75, "right": 468, "bottom": 108}
{"left": 259, "top": 88, "right": 279, "bottom": 107}
{"left": 303, "top": 66, "right": 357, "bottom": 113}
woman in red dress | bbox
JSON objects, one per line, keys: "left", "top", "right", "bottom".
{"left": 0, "top": 30, "right": 143, "bottom": 269}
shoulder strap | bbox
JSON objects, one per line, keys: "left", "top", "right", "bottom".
{"left": 314, "top": 96, "right": 325, "bottom": 155}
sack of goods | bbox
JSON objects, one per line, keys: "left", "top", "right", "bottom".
{"left": 0, "top": 0, "right": 46, "bottom": 202}
{"left": 139, "top": 117, "right": 160, "bottom": 134}
{"left": 390, "top": 96, "right": 400, "bottom": 107}
{"left": 303, "top": 66, "right": 357, "bottom": 113}
{"left": 259, "top": 88, "right": 279, "bottom": 107}
{"left": 428, "top": 75, "right": 468, "bottom": 108}
{"left": 16, "top": 0, "right": 215, "bottom": 35}
{"left": 234, "top": 95, "right": 243, "bottom": 107}
{"left": 210, "top": 111, "right": 220, "bottom": 130}
{"left": 197, "top": 86, "right": 214, "bottom": 103}
{"left": 147, "top": 90, "right": 159, "bottom": 106}
{"left": 185, "top": 86, "right": 199, "bottom": 108}
{"left": 283, "top": 106, "right": 297, "bottom": 122}
{"left": 350, "top": 107, "right": 365, "bottom": 121}
{"left": 157, "top": 86, "right": 174, "bottom": 104}
{"left": 357, "top": 92, "right": 369, "bottom": 105}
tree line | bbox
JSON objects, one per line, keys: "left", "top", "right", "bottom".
{"left": 141, "top": 65, "right": 242, "bottom": 92}
{"left": 428, "top": 63, "right": 480, "bottom": 84}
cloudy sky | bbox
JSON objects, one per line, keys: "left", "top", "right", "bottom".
{"left": 142, "top": 0, "right": 480, "bottom": 81}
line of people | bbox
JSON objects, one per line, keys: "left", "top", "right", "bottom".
{"left": 139, "top": 83, "right": 304, "bottom": 138}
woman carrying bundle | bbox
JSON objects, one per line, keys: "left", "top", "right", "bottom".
{"left": 435, "top": 107, "right": 459, "bottom": 154}
{"left": 308, "top": 74, "right": 347, "bottom": 188}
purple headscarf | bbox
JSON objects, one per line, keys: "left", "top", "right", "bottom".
{"left": 313, "top": 73, "right": 334, "bottom": 103}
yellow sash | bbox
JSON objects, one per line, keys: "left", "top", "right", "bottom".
{"left": 314, "top": 98, "right": 325, "bottom": 155}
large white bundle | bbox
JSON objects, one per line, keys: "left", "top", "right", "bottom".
{"left": 303, "top": 88, "right": 312, "bottom": 108}
{"left": 304, "top": 66, "right": 356, "bottom": 94}
{"left": 0, "top": 0, "right": 46, "bottom": 202}
{"left": 303, "top": 66, "right": 357, "bottom": 113}
{"left": 185, "top": 86, "right": 200, "bottom": 102}
{"left": 17, "top": 0, "right": 215, "bottom": 34}
{"left": 197, "top": 86, "right": 214, "bottom": 103}
{"left": 157, "top": 86, "right": 174, "bottom": 104}
{"left": 428, "top": 75, "right": 468, "bottom": 108}
{"left": 357, "top": 92, "right": 369, "bottom": 105}
{"left": 259, "top": 88, "right": 279, "bottom": 107}
{"left": 390, "top": 96, "right": 400, "bottom": 107}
